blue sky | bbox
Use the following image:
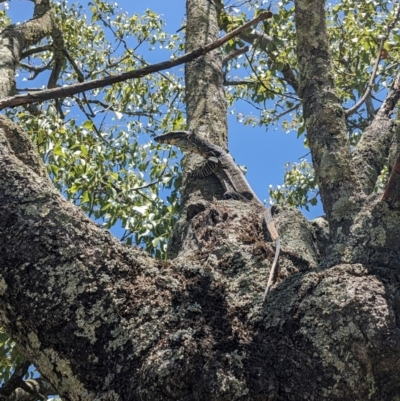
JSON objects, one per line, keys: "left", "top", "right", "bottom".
{"left": 7, "top": 0, "right": 323, "bottom": 220}
{"left": 126, "top": 0, "right": 323, "bottom": 219}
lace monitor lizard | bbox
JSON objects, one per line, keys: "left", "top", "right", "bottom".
{"left": 154, "top": 130, "right": 280, "bottom": 301}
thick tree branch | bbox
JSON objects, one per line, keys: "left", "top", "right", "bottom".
{"left": 0, "top": 11, "right": 272, "bottom": 110}
{"left": 374, "top": 70, "right": 400, "bottom": 118}
{"left": 1, "top": 2, "right": 400, "bottom": 400}
{"left": 388, "top": 119, "right": 400, "bottom": 169}
{"left": 294, "top": 0, "right": 362, "bottom": 223}
{"left": 0, "top": 358, "right": 56, "bottom": 401}
{"left": 0, "top": 0, "right": 54, "bottom": 98}
{"left": 165, "top": 0, "right": 233, "bottom": 257}
{"left": 47, "top": 25, "right": 66, "bottom": 90}
{"left": 0, "top": 119, "right": 160, "bottom": 399}
{"left": 0, "top": 110, "right": 343, "bottom": 400}
{"left": 353, "top": 70, "right": 400, "bottom": 194}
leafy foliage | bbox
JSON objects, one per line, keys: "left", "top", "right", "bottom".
{"left": 0, "top": 3, "right": 10, "bottom": 29}
{"left": 11, "top": 0, "right": 397, "bottom": 252}
{"left": 221, "top": 0, "right": 398, "bottom": 206}
{"left": 269, "top": 159, "right": 318, "bottom": 211}
{"left": 0, "top": 328, "right": 31, "bottom": 383}
{"left": 222, "top": 2, "right": 300, "bottom": 128}
{"left": 12, "top": 0, "right": 187, "bottom": 257}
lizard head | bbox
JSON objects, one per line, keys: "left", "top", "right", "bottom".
{"left": 155, "top": 130, "right": 223, "bottom": 158}
{"left": 154, "top": 131, "right": 198, "bottom": 153}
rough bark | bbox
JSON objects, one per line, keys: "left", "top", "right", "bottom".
{"left": 1, "top": 0, "right": 400, "bottom": 400}
{"left": 2, "top": 125, "right": 400, "bottom": 399}
{"left": 353, "top": 70, "right": 400, "bottom": 194}
{"left": 382, "top": 150, "right": 400, "bottom": 208}
{"left": 0, "top": 0, "right": 54, "bottom": 98}
{"left": 168, "top": 0, "right": 229, "bottom": 256}
{"left": 294, "top": 0, "right": 363, "bottom": 226}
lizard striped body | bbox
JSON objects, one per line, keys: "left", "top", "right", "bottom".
{"left": 154, "top": 130, "right": 280, "bottom": 301}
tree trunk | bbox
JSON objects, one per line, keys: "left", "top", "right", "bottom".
{"left": 0, "top": 0, "right": 400, "bottom": 400}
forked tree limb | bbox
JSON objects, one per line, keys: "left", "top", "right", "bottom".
{"left": 0, "top": 0, "right": 54, "bottom": 99}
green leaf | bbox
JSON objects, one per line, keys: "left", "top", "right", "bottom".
{"left": 82, "top": 120, "right": 95, "bottom": 130}
{"left": 81, "top": 191, "right": 90, "bottom": 203}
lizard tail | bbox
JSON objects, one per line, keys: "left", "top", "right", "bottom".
{"left": 263, "top": 208, "right": 280, "bottom": 302}
{"left": 263, "top": 237, "right": 280, "bottom": 302}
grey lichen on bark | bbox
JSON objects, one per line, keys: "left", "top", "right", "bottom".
{"left": 0, "top": 115, "right": 50, "bottom": 182}
{"left": 352, "top": 71, "right": 400, "bottom": 195}
{"left": 294, "top": 0, "right": 362, "bottom": 225}
{"left": 388, "top": 119, "right": 400, "bottom": 170}
{"left": 185, "top": 0, "right": 227, "bottom": 147}
{"left": 0, "top": 117, "right": 190, "bottom": 399}
{"left": 352, "top": 117, "right": 394, "bottom": 194}
{"left": 168, "top": 0, "right": 229, "bottom": 257}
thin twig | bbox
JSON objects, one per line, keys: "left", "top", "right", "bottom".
{"left": 345, "top": 3, "right": 400, "bottom": 117}
{"left": 244, "top": 53, "right": 300, "bottom": 102}
{"left": 84, "top": 98, "right": 154, "bottom": 117}
{"left": 21, "top": 45, "right": 52, "bottom": 59}
{"left": 19, "top": 61, "right": 52, "bottom": 78}
{"left": 273, "top": 103, "right": 300, "bottom": 120}
{"left": 95, "top": 8, "right": 191, "bottom": 93}
{"left": 0, "top": 11, "right": 272, "bottom": 110}
{"left": 222, "top": 45, "right": 249, "bottom": 66}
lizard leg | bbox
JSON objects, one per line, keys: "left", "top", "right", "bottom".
{"left": 190, "top": 157, "right": 219, "bottom": 179}
{"left": 223, "top": 191, "right": 251, "bottom": 202}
